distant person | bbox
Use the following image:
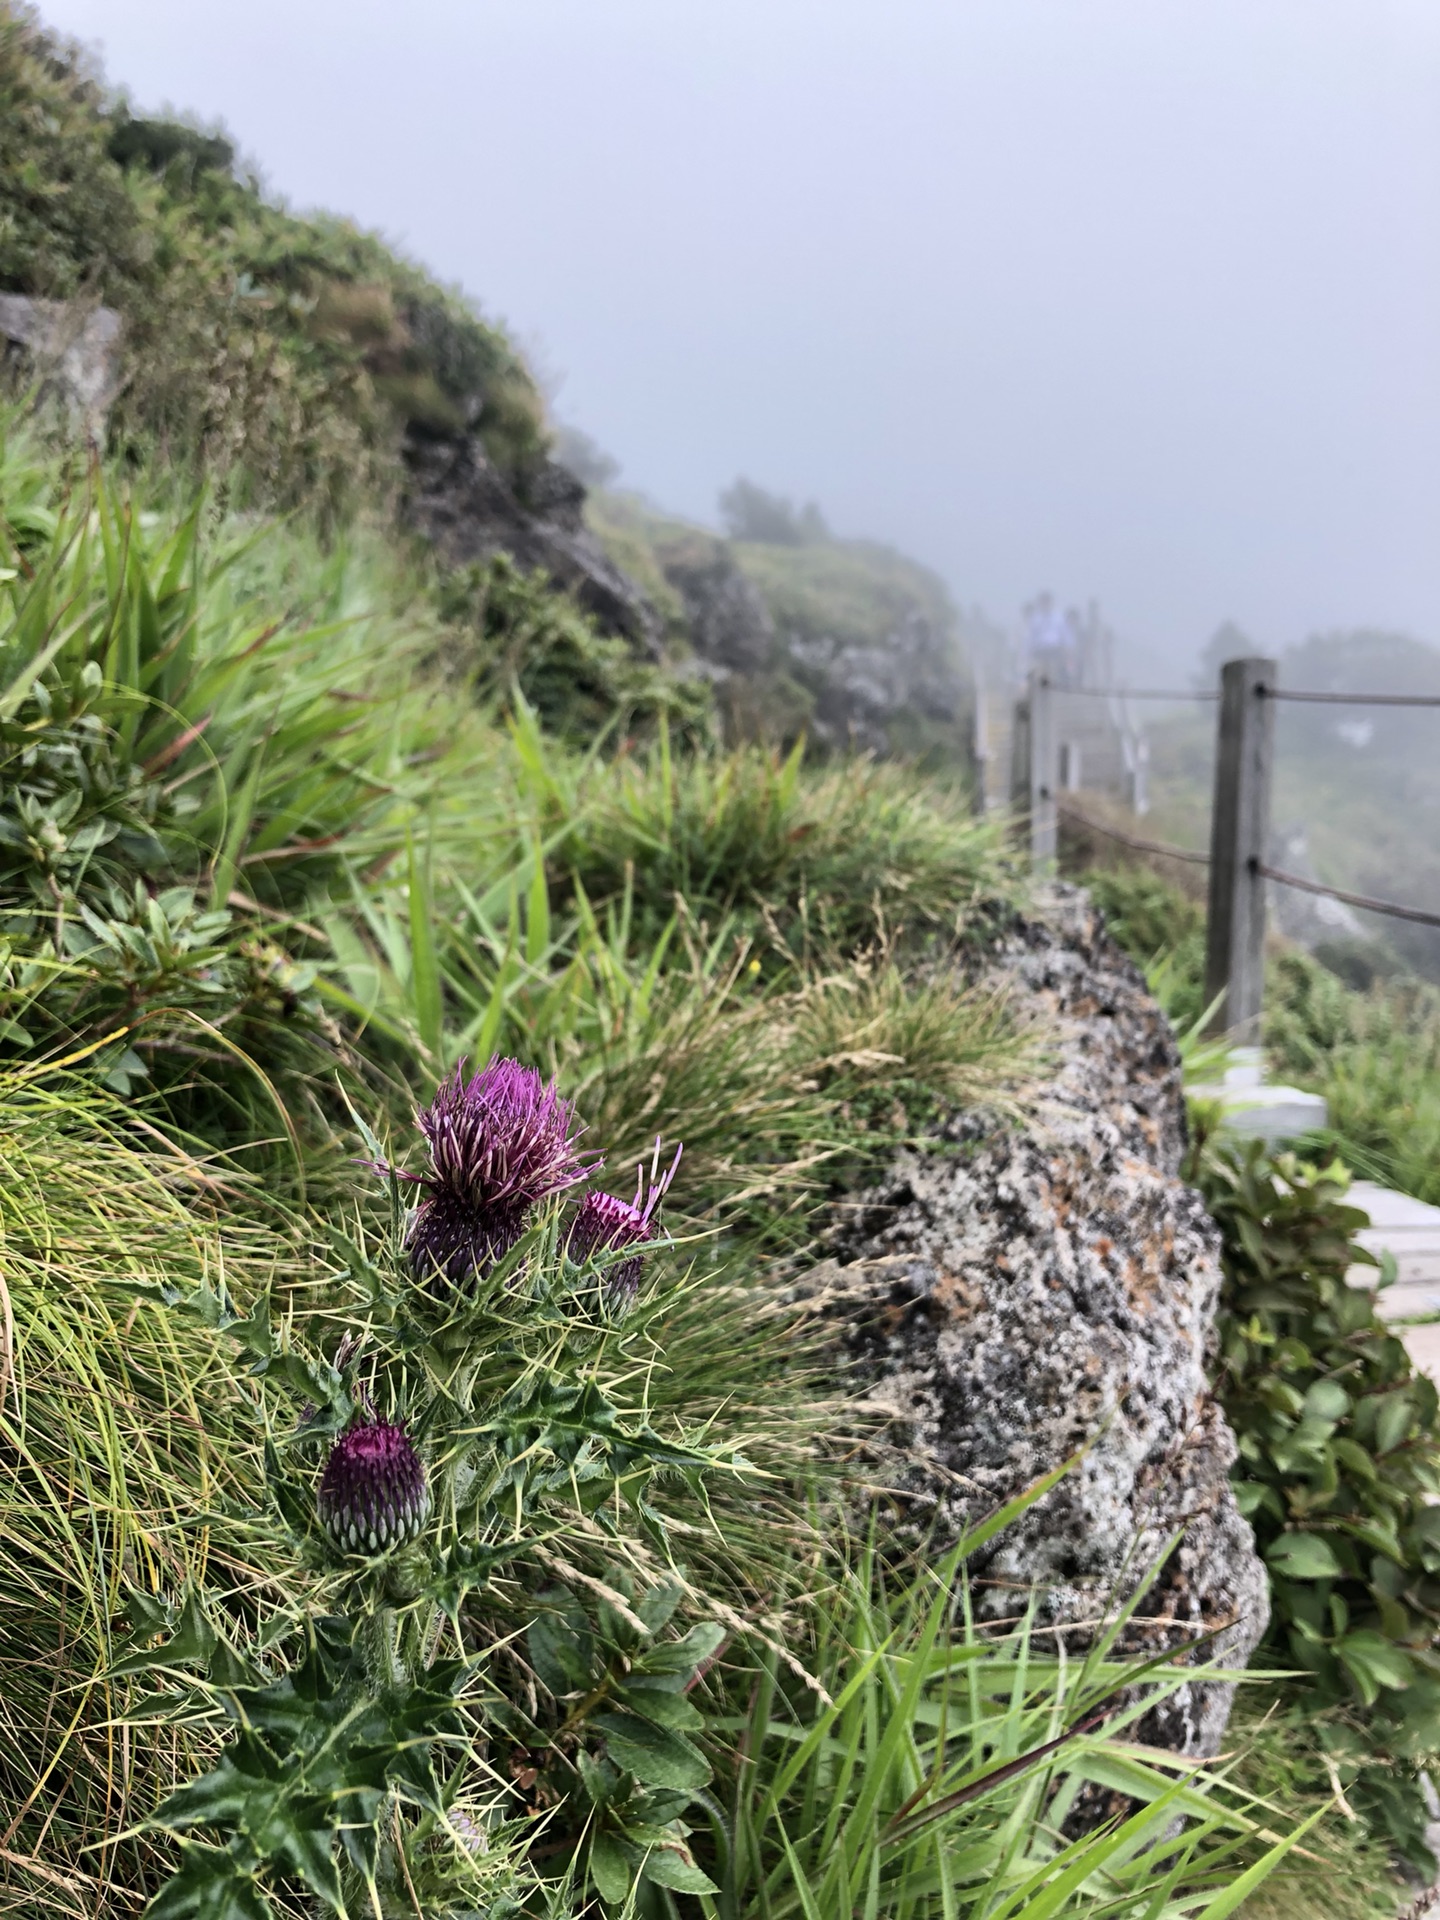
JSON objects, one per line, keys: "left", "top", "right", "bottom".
{"left": 1022, "top": 591, "right": 1079, "bottom": 687}
{"left": 1024, "top": 590, "right": 1056, "bottom": 666}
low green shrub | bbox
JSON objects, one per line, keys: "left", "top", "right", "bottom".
{"left": 1193, "top": 1134, "right": 1440, "bottom": 1869}
{"left": 1266, "top": 949, "right": 1440, "bottom": 1208}
{"left": 1080, "top": 865, "right": 1207, "bottom": 1032}
{"left": 1084, "top": 859, "right": 1440, "bottom": 1208}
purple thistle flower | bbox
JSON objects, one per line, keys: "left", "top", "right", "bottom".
{"left": 569, "top": 1139, "right": 683, "bottom": 1302}
{"left": 407, "top": 1057, "right": 593, "bottom": 1284}
{"left": 317, "top": 1420, "right": 430, "bottom": 1556}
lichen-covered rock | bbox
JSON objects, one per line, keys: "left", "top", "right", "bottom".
{"left": 803, "top": 886, "right": 1267, "bottom": 1758}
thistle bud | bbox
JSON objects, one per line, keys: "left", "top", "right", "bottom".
{"left": 317, "top": 1420, "right": 430, "bottom": 1556}
{"left": 568, "top": 1140, "right": 682, "bottom": 1303}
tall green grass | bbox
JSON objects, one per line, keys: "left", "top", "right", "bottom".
{"left": 0, "top": 1067, "right": 290, "bottom": 1904}
{"left": 700, "top": 1521, "right": 1308, "bottom": 1920}
{"left": 516, "top": 722, "right": 1017, "bottom": 953}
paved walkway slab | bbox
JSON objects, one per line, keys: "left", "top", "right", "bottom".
{"left": 1345, "top": 1181, "right": 1440, "bottom": 1382}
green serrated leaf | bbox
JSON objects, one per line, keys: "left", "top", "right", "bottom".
{"left": 143, "top": 1839, "right": 273, "bottom": 1920}
{"left": 592, "top": 1711, "right": 710, "bottom": 1790}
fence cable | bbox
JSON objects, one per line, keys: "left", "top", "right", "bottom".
{"left": 1254, "top": 863, "right": 1440, "bottom": 932}
{"left": 1259, "top": 687, "right": 1440, "bottom": 708}
{"left": 1058, "top": 807, "right": 1440, "bottom": 931}
{"left": 1056, "top": 804, "right": 1210, "bottom": 867}
{"left": 1036, "top": 679, "right": 1440, "bottom": 707}
{"left": 1037, "top": 681, "right": 1216, "bottom": 701}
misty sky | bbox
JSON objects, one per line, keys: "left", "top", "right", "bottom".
{"left": 39, "top": 0, "right": 1440, "bottom": 668}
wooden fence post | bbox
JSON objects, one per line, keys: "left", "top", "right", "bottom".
{"left": 1203, "top": 656, "right": 1276, "bottom": 1039}
{"left": 1028, "top": 668, "right": 1056, "bottom": 868}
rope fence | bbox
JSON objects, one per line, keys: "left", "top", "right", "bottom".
{"left": 1261, "top": 687, "right": 1440, "bottom": 708}
{"left": 1056, "top": 804, "right": 1209, "bottom": 867}
{"left": 1046, "top": 678, "right": 1440, "bottom": 709}
{"left": 1024, "top": 654, "right": 1440, "bottom": 1038}
{"left": 1255, "top": 864, "right": 1440, "bottom": 932}
{"left": 1038, "top": 680, "right": 1216, "bottom": 701}
{"left": 1057, "top": 807, "right": 1440, "bottom": 931}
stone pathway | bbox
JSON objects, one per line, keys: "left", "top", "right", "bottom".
{"left": 1334, "top": 1188, "right": 1440, "bottom": 1917}
{"left": 1347, "top": 1181, "right": 1440, "bottom": 1381}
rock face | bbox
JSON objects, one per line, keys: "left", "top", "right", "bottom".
{"left": 805, "top": 887, "right": 1267, "bottom": 1758}
{"left": 631, "top": 521, "right": 972, "bottom": 757}
{"left": 401, "top": 429, "right": 662, "bottom": 653}
{"left": 0, "top": 294, "right": 124, "bottom": 440}
{"left": 762, "top": 596, "right": 968, "bottom": 758}
{"left": 655, "top": 530, "right": 776, "bottom": 682}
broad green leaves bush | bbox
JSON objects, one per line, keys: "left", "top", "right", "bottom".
{"left": 1194, "top": 1135, "right": 1440, "bottom": 1867}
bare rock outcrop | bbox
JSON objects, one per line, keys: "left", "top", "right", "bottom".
{"left": 651, "top": 526, "right": 971, "bottom": 756}
{"left": 805, "top": 887, "right": 1267, "bottom": 1757}
{"left": 402, "top": 428, "right": 662, "bottom": 653}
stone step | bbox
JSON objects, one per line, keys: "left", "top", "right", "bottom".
{"left": 1350, "top": 1246, "right": 1440, "bottom": 1288}
{"left": 1343, "top": 1182, "right": 1440, "bottom": 1383}
{"left": 1368, "top": 1283, "right": 1440, "bottom": 1322}
{"left": 1400, "top": 1322, "right": 1440, "bottom": 1384}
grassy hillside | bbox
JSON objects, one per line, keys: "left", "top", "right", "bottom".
{"left": 0, "top": 1, "right": 545, "bottom": 511}
{"left": 0, "top": 404, "right": 1342, "bottom": 1916}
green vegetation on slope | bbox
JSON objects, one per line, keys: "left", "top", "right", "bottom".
{"left": 587, "top": 484, "right": 975, "bottom": 761}
{"left": 0, "top": 397, "right": 1326, "bottom": 1913}
{"left": 0, "top": 1, "right": 545, "bottom": 511}
{"left": 0, "top": 5, "right": 1403, "bottom": 1905}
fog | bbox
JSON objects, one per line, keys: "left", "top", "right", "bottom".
{"left": 40, "top": 0, "right": 1440, "bottom": 670}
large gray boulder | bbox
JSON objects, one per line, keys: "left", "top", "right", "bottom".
{"left": 0, "top": 294, "right": 124, "bottom": 440}
{"left": 802, "top": 887, "right": 1268, "bottom": 1758}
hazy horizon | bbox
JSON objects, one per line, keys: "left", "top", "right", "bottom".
{"left": 38, "top": 0, "right": 1440, "bottom": 670}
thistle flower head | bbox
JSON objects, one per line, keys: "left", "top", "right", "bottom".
{"left": 568, "top": 1138, "right": 683, "bottom": 1302}
{"left": 407, "top": 1056, "right": 593, "bottom": 1284}
{"left": 317, "top": 1419, "right": 430, "bottom": 1556}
